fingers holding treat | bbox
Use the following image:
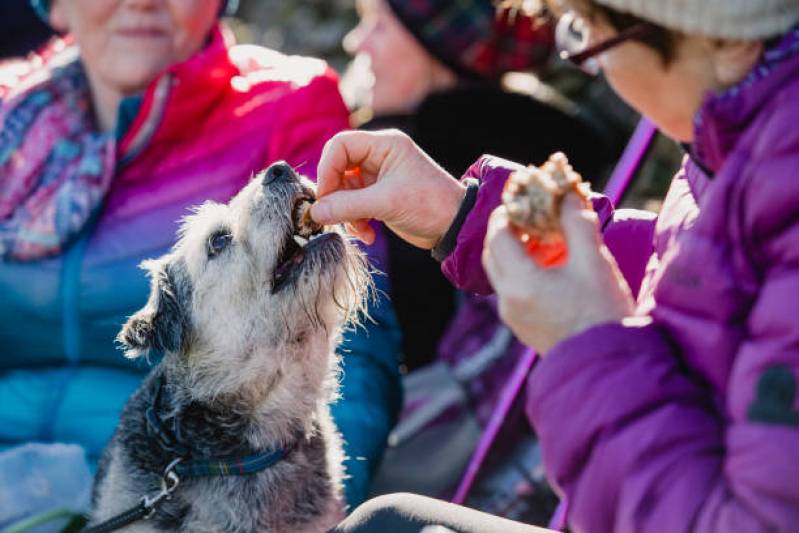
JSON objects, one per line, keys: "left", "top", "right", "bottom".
{"left": 501, "top": 152, "right": 590, "bottom": 267}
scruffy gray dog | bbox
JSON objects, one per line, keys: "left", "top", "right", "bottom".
{"left": 90, "top": 162, "right": 370, "bottom": 532}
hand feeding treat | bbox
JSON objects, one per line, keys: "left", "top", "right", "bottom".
{"left": 501, "top": 152, "right": 589, "bottom": 267}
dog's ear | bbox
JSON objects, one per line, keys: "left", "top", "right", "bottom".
{"left": 119, "top": 259, "right": 187, "bottom": 359}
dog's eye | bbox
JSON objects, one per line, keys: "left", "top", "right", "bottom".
{"left": 208, "top": 232, "right": 233, "bottom": 257}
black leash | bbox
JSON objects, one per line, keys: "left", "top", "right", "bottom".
{"left": 83, "top": 458, "right": 181, "bottom": 533}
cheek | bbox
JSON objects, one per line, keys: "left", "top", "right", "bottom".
{"left": 370, "top": 34, "right": 434, "bottom": 112}
{"left": 602, "top": 54, "right": 696, "bottom": 141}
{"left": 602, "top": 48, "right": 667, "bottom": 119}
{"left": 169, "top": 0, "right": 221, "bottom": 57}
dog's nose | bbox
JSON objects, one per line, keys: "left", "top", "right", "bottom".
{"left": 263, "top": 161, "right": 296, "bottom": 187}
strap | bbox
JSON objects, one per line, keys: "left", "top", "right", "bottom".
{"left": 174, "top": 445, "right": 292, "bottom": 477}
{"left": 431, "top": 178, "right": 480, "bottom": 262}
{"left": 83, "top": 500, "right": 149, "bottom": 533}
{"left": 83, "top": 460, "right": 181, "bottom": 533}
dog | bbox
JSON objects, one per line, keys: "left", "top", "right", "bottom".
{"left": 90, "top": 162, "right": 370, "bottom": 532}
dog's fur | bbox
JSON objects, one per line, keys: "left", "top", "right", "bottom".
{"left": 91, "top": 163, "right": 370, "bottom": 532}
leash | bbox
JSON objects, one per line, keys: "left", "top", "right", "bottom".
{"left": 83, "top": 374, "right": 294, "bottom": 532}
{"left": 83, "top": 458, "right": 181, "bottom": 533}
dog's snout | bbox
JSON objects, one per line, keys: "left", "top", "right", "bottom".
{"left": 263, "top": 162, "right": 296, "bottom": 187}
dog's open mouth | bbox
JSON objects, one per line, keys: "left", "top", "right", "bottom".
{"left": 272, "top": 196, "right": 340, "bottom": 293}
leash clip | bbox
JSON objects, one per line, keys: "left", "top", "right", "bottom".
{"left": 142, "top": 458, "right": 182, "bottom": 519}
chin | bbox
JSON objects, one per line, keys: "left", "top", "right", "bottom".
{"left": 105, "top": 60, "right": 172, "bottom": 95}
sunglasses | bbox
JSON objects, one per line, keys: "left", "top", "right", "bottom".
{"left": 555, "top": 12, "right": 655, "bottom": 75}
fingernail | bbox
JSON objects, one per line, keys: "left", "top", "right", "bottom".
{"left": 310, "top": 201, "right": 329, "bottom": 224}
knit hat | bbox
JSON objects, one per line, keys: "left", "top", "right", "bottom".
{"left": 595, "top": 0, "right": 799, "bottom": 40}
{"left": 386, "top": 0, "right": 554, "bottom": 79}
{"left": 30, "top": 0, "right": 239, "bottom": 26}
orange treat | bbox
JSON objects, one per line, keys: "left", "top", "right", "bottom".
{"left": 344, "top": 166, "right": 363, "bottom": 190}
{"left": 501, "top": 152, "right": 588, "bottom": 267}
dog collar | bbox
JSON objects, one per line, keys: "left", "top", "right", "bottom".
{"left": 171, "top": 446, "right": 292, "bottom": 477}
{"left": 85, "top": 377, "right": 294, "bottom": 533}
{"left": 145, "top": 372, "right": 294, "bottom": 478}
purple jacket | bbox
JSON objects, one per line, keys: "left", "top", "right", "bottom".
{"left": 443, "top": 28, "right": 799, "bottom": 532}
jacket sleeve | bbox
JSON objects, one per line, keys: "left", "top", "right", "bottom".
{"left": 441, "top": 156, "right": 522, "bottom": 295}
{"left": 441, "top": 156, "right": 656, "bottom": 298}
{"left": 526, "top": 151, "right": 799, "bottom": 532}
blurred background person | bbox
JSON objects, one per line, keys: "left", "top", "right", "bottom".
{"left": 342, "top": 0, "right": 619, "bottom": 370}
{"left": 337, "top": 0, "right": 621, "bottom": 519}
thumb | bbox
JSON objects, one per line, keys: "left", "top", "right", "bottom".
{"left": 561, "top": 193, "right": 603, "bottom": 263}
{"left": 310, "top": 188, "right": 382, "bottom": 225}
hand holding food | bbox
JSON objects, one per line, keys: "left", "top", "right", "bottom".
{"left": 502, "top": 152, "right": 589, "bottom": 267}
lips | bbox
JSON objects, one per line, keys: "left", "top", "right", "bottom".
{"left": 116, "top": 26, "right": 169, "bottom": 39}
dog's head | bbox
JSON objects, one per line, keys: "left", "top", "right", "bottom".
{"left": 119, "top": 162, "right": 370, "bottom": 409}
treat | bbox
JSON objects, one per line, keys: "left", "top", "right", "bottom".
{"left": 501, "top": 152, "right": 588, "bottom": 267}
{"left": 294, "top": 199, "right": 323, "bottom": 238}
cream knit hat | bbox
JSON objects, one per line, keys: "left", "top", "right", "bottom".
{"left": 596, "top": 0, "right": 799, "bottom": 40}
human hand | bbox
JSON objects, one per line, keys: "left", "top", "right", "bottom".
{"left": 310, "top": 130, "right": 466, "bottom": 248}
{"left": 482, "top": 194, "right": 635, "bottom": 354}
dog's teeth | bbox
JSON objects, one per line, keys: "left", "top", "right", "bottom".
{"left": 293, "top": 235, "right": 309, "bottom": 247}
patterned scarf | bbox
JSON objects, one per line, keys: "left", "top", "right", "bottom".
{"left": 0, "top": 48, "right": 116, "bottom": 261}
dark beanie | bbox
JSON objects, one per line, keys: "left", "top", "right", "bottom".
{"left": 386, "top": 0, "right": 554, "bottom": 79}
{"left": 31, "top": 0, "right": 238, "bottom": 25}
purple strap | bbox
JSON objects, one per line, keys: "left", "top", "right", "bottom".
{"left": 451, "top": 347, "right": 538, "bottom": 504}
{"left": 603, "top": 118, "right": 657, "bottom": 206}
{"left": 450, "top": 117, "right": 658, "bottom": 528}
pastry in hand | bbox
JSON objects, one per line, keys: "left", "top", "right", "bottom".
{"left": 502, "top": 152, "right": 589, "bottom": 267}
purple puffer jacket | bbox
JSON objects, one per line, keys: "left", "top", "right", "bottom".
{"left": 443, "top": 28, "right": 799, "bottom": 533}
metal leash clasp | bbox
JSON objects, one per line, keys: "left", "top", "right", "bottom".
{"left": 142, "top": 458, "right": 182, "bottom": 519}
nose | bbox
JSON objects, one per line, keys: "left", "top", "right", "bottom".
{"left": 262, "top": 161, "right": 297, "bottom": 187}
{"left": 344, "top": 18, "right": 375, "bottom": 56}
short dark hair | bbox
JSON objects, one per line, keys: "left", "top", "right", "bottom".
{"left": 545, "top": 0, "right": 681, "bottom": 63}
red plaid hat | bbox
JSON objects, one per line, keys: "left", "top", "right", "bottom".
{"left": 386, "top": 0, "right": 554, "bottom": 79}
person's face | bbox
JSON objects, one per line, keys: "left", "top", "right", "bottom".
{"left": 50, "top": 0, "right": 221, "bottom": 96}
{"left": 577, "top": 15, "right": 759, "bottom": 143}
{"left": 344, "top": 0, "right": 453, "bottom": 114}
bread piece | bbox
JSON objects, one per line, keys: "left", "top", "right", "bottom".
{"left": 501, "top": 152, "right": 588, "bottom": 266}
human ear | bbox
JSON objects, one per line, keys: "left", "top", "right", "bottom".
{"left": 713, "top": 39, "right": 765, "bottom": 87}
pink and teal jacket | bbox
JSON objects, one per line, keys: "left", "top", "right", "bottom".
{"left": 0, "top": 25, "right": 401, "bottom": 508}
{"left": 442, "top": 27, "right": 799, "bottom": 532}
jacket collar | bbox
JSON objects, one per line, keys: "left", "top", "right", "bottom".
{"left": 117, "top": 24, "right": 237, "bottom": 166}
{"left": 690, "top": 25, "right": 799, "bottom": 176}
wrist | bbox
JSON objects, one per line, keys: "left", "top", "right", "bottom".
{"left": 431, "top": 178, "right": 479, "bottom": 261}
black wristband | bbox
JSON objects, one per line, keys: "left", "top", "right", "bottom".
{"left": 431, "top": 178, "right": 480, "bottom": 262}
